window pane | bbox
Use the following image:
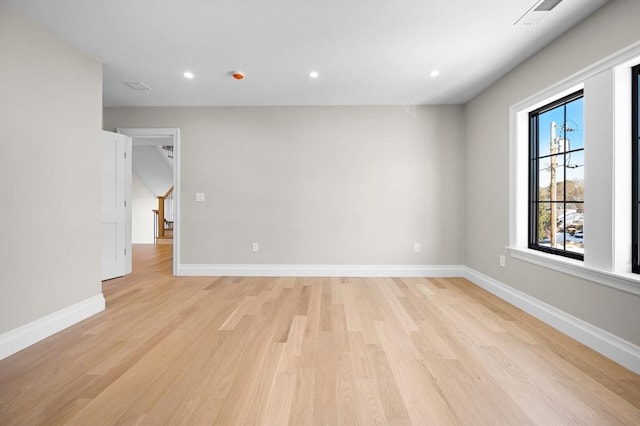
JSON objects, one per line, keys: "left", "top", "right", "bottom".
{"left": 564, "top": 97, "right": 584, "bottom": 151}
{"left": 537, "top": 107, "right": 564, "bottom": 158}
{"left": 557, "top": 154, "right": 566, "bottom": 183}
{"left": 565, "top": 202, "right": 584, "bottom": 254}
{"left": 565, "top": 150, "right": 584, "bottom": 202}
{"left": 538, "top": 159, "right": 550, "bottom": 201}
{"left": 537, "top": 202, "right": 552, "bottom": 246}
{"left": 550, "top": 154, "right": 565, "bottom": 196}
{"left": 550, "top": 203, "right": 564, "bottom": 250}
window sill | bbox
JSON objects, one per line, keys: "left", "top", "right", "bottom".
{"left": 508, "top": 247, "right": 640, "bottom": 296}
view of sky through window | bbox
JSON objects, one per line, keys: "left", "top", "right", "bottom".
{"left": 531, "top": 94, "right": 584, "bottom": 257}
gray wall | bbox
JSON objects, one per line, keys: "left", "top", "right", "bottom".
{"left": 464, "top": 0, "right": 640, "bottom": 345}
{"left": 0, "top": 9, "right": 103, "bottom": 333}
{"left": 104, "top": 106, "right": 464, "bottom": 265}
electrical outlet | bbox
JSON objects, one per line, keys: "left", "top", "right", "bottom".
{"left": 195, "top": 192, "right": 205, "bottom": 202}
{"left": 252, "top": 242, "right": 259, "bottom": 252}
{"left": 499, "top": 255, "right": 506, "bottom": 268}
{"left": 414, "top": 243, "right": 421, "bottom": 253}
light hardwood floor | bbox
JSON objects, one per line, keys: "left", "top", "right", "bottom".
{"left": 1, "top": 244, "right": 638, "bottom": 425}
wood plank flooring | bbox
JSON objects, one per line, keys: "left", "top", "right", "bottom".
{"left": 1, "top": 244, "right": 638, "bottom": 425}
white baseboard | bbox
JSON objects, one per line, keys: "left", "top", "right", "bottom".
{"left": 0, "top": 294, "right": 105, "bottom": 360}
{"left": 177, "top": 263, "right": 465, "bottom": 278}
{"left": 3, "top": 266, "right": 638, "bottom": 375}
{"left": 464, "top": 267, "right": 640, "bottom": 374}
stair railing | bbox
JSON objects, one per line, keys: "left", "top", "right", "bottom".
{"left": 152, "top": 209, "right": 159, "bottom": 244}
{"left": 155, "top": 186, "right": 174, "bottom": 243}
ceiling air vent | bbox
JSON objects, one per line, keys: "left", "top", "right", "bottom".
{"left": 514, "top": 0, "right": 563, "bottom": 26}
{"left": 123, "top": 81, "right": 151, "bottom": 91}
{"left": 534, "top": 0, "right": 563, "bottom": 12}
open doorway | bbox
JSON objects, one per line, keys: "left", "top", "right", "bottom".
{"left": 116, "top": 128, "right": 180, "bottom": 275}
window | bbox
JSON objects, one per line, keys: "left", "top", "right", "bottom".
{"left": 633, "top": 64, "right": 640, "bottom": 274}
{"left": 529, "top": 91, "right": 584, "bottom": 260}
{"left": 509, "top": 43, "right": 640, "bottom": 291}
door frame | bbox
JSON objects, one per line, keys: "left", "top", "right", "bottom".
{"left": 116, "top": 128, "right": 180, "bottom": 275}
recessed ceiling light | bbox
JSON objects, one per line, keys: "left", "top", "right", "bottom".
{"left": 184, "top": 71, "right": 194, "bottom": 79}
{"left": 429, "top": 70, "right": 440, "bottom": 78}
{"left": 309, "top": 71, "right": 319, "bottom": 79}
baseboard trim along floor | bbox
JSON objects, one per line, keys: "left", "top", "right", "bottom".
{"left": 464, "top": 266, "right": 640, "bottom": 374}
{"left": 177, "top": 264, "right": 465, "bottom": 278}
{"left": 0, "top": 294, "right": 105, "bottom": 360}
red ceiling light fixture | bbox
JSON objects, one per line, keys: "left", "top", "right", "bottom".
{"left": 231, "top": 70, "right": 245, "bottom": 80}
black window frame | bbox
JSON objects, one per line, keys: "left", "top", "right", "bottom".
{"left": 632, "top": 64, "right": 639, "bottom": 274}
{"left": 528, "top": 90, "right": 585, "bottom": 261}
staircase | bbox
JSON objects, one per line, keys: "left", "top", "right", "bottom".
{"left": 153, "top": 186, "right": 174, "bottom": 245}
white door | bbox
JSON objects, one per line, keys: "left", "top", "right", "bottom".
{"left": 101, "top": 131, "right": 131, "bottom": 280}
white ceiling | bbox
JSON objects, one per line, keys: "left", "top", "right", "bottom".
{"left": 4, "top": 0, "right": 609, "bottom": 106}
